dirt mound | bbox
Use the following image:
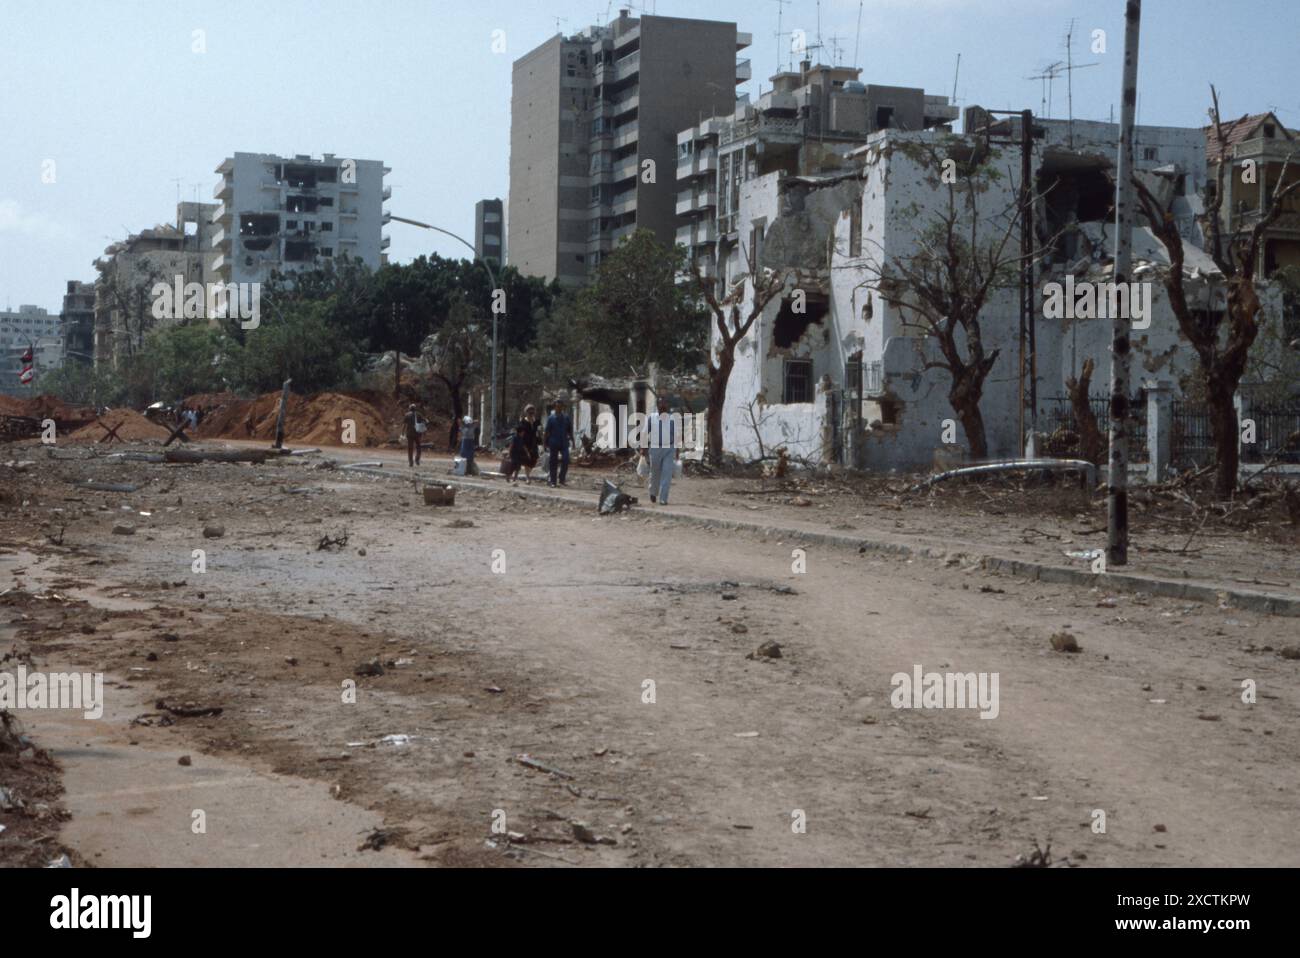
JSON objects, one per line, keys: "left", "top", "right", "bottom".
{"left": 191, "top": 391, "right": 392, "bottom": 447}
{"left": 66, "top": 409, "right": 171, "bottom": 443}
{"left": 0, "top": 394, "right": 92, "bottom": 421}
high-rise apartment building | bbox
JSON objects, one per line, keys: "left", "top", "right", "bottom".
{"left": 211, "top": 152, "right": 390, "bottom": 286}
{"left": 60, "top": 280, "right": 95, "bottom": 366}
{"left": 474, "top": 198, "right": 505, "bottom": 270}
{"left": 509, "top": 10, "right": 750, "bottom": 286}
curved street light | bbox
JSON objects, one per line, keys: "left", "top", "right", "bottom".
{"left": 388, "top": 215, "right": 501, "bottom": 442}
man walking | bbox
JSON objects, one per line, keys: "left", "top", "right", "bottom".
{"left": 402, "top": 403, "right": 424, "bottom": 468}
{"left": 644, "top": 397, "right": 681, "bottom": 505}
{"left": 544, "top": 400, "right": 573, "bottom": 487}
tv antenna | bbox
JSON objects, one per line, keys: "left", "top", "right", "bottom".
{"left": 772, "top": 0, "right": 793, "bottom": 72}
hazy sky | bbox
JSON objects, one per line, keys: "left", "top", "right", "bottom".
{"left": 2, "top": 0, "right": 1295, "bottom": 312}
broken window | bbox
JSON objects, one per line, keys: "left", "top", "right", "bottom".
{"left": 875, "top": 106, "right": 895, "bottom": 130}
{"left": 783, "top": 359, "right": 813, "bottom": 404}
{"left": 286, "top": 195, "right": 319, "bottom": 213}
{"left": 317, "top": 167, "right": 338, "bottom": 183}
{"left": 1143, "top": 147, "right": 1158, "bottom": 161}
{"left": 772, "top": 296, "right": 828, "bottom": 348}
{"left": 284, "top": 166, "right": 318, "bottom": 189}
{"left": 284, "top": 240, "right": 314, "bottom": 261}
{"left": 239, "top": 213, "right": 279, "bottom": 237}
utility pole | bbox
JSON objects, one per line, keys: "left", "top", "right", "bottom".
{"left": 1108, "top": 0, "right": 1141, "bottom": 567}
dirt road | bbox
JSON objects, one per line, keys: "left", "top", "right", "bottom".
{"left": 2, "top": 448, "right": 1298, "bottom": 866}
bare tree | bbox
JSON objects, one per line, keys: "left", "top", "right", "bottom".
{"left": 846, "top": 138, "right": 1048, "bottom": 459}
{"left": 1133, "top": 85, "right": 1300, "bottom": 498}
{"left": 422, "top": 297, "right": 490, "bottom": 430}
{"left": 695, "top": 244, "right": 786, "bottom": 466}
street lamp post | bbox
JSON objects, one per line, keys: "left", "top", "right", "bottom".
{"left": 388, "top": 215, "right": 501, "bottom": 445}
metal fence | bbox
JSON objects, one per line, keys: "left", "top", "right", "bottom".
{"left": 1170, "top": 400, "right": 1214, "bottom": 468}
{"left": 1241, "top": 401, "right": 1300, "bottom": 463}
{"left": 1042, "top": 396, "right": 1147, "bottom": 462}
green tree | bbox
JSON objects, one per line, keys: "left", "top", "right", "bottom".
{"left": 567, "top": 229, "right": 706, "bottom": 375}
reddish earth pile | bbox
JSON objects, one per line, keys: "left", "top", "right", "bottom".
{"left": 190, "top": 391, "right": 392, "bottom": 447}
{"left": 0, "top": 394, "right": 93, "bottom": 421}
{"left": 66, "top": 409, "right": 171, "bottom": 443}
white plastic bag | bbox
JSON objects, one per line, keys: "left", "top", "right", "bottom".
{"left": 452, "top": 457, "right": 468, "bottom": 476}
{"left": 636, "top": 454, "right": 649, "bottom": 478}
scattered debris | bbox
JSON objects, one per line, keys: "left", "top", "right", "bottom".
{"left": 203, "top": 524, "right": 225, "bottom": 539}
{"left": 355, "top": 659, "right": 385, "bottom": 677}
{"left": 111, "top": 522, "right": 136, "bottom": 536}
{"left": 1013, "top": 841, "right": 1052, "bottom": 868}
{"left": 747, "top": 640, "right": 782, "bottom": 660}
{"left": 515, "top": 753, "right": 574, "bottom": 780}
{"left": 598, "top": 479, "right": 637, "bottom": 515}
{"left": 177, "top": 755, "right": 192, "bottom": 767}
{"left": 155, "top": 699, "right": 223, "bottom": 718}
{"left": 1050, "top": 631, "right": 1082, "bottom": 653}
{"left": 317, "top": 531, "right": 350, "bottom": 551}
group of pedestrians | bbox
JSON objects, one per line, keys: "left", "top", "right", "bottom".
{"left": 503, "top": 401, "right": 572, "bottom": 487}
{"left": 400, "top": 396, "right": 681, "bottom": 503}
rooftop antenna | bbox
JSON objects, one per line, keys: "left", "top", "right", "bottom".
{"left": 1025, "top": 62, "right": 1064, "bottom": 118}
{"left": 553, "top": 15, "right": 567, "bottom": 34}
{"left": 951, "top": 52, "right": 961, "bottom": 103}
{"left": 1062, "top": 19, "right": 1098, "bottom": 146}
{"left": 772, "top": 0, "right": 792, "bottom": 72}
{"left": 853, "top": 0, "right": 864, "bottom": 69}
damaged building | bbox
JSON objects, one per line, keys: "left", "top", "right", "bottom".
{"left": 701, "top": 112, "right": 1287, "bottom": 471}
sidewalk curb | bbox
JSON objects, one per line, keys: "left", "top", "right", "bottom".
{"left": 350, "top": 465, "right": 1300, "bottom": 617}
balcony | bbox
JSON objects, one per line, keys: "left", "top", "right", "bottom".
{"left": 211, "top": 254, "right": 226, "bottom": 274}
{"left": 613, "top": 122, "right": 639, "bottom": 150}
{"left": 613, "top": 50, "right": 640, "bottom": 81}
{"left": 610, "top": 91, "right": 639, "bottom": 117}
{"left": 213, "top": 178, "right": 233, "bottom": 201}
{"left": 736, "top": 31, "right": 752, "bottom": 50}
{"left": 612, "top": 157, "right": 639, "bottom": 182}
{"left": 215, "top": 204, "right": 233, "bottom": 225}
{"left": 382, "top": 185, "right": 392, "bottom": 201}
{"left": 382, "top": 211, "right": 391, "bottom": 225}
{"left": 381, "top": 235, "right": 391, "bottom": 250}
{"left": 676, "top": 194, "right": 694, "bottom": 216}
{"left": 610, "top": 223, "right": 638, "bottom": 245}
{"left": 735, "top": 58, "right": 751, "bottom": 84}
{"left": 611, "top": 192, "right": 638, "bottom": 216}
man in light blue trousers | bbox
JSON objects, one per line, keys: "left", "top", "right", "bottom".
{"left": 644, "top": 397, "right": 681, "bottom": 505}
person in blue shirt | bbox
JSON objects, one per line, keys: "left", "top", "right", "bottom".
{"left": 543, "top": 400, "right": 573, "bottom": 487}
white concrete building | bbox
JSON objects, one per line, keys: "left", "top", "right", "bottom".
{"left": 211, "top": 152, "right": 390, "bottom": 286}
{"left": 677, "top": 63, "right": 959, "bottom": 278}
{"left": 708, "top": 125, "right": 1257, "bottom": 472}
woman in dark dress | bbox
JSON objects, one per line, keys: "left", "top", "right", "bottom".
{"left": 519, "top": 404, "right": 540, "bottom": 484}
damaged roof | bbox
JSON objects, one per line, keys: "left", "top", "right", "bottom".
{"left": 1204, "top": 112, "right": 1294, "bottom": 163}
